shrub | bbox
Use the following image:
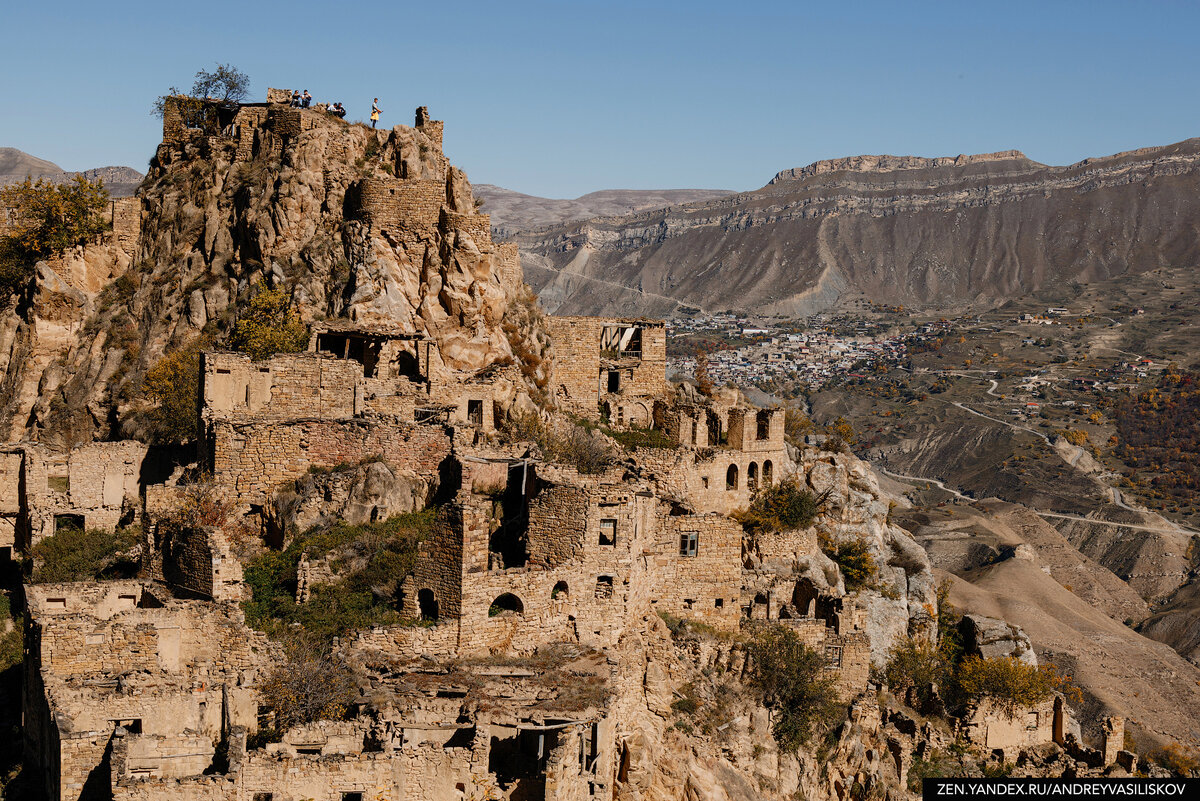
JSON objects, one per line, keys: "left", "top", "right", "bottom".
{"left": 738, "top": 478, "right": 826, "bottom": 534}
{"left": 142, "top": 342, "right": 202, "bottom": 443}
{"left": 882, "top": 637, "right": 947, "bottom": 709}
{"left": 745, "top": 623, "right": 843, "bottom": 751}
{"left": 783, "top": 408, "right": 812, "bottom": 444}
{"left": 258, "top": 640, "right": 356, "bottom": 730}
{"left": 227, "top": 286, "right": 309, "bottom": 361}
{"left": 606, "top": 425, "right": 674, "bottom": 450}
{"left": 242, "top": 510, "right": 434, "bottom": 644}
{"left": 0, "top": 593, "right": 20, "bottom": 673}
{"left": 820, "top": 536, "right": 876, "bottom": 592}
{"left": 955, "top": 656, "right": 1064, "bottom": 716}
{"left": 1150, "top": 743, "right": 1200, "bottom": 777}
{"left": 501, "top": 413, "right": 612, "bottom": 474}
{"left": 31, "top": 525, "right": 141, "bottom": 583}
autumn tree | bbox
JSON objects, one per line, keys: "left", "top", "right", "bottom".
{"left": 153, "top": 63, "right": 250, "bottom": 117}
{"left": 0, "top": 175, "right": 110, "bottom": 293}
{"left": 142, "top": 342, "right": 202, "bottom": 444}
{"left": 259, "top": 640, "right": 356, "bottom": 730}
{"left": 228, "top": 286, "right": 309, "bottom": 360}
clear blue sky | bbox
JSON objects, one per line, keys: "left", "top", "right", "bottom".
{"left": 3, "top": 0, "right": 1198, "bottom": 197}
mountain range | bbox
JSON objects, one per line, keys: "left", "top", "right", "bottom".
{"left": 502, "top": 139, "right": 1200, "bottom": 317}
{"left": 0, "top": 147, "right": 143, "bottom": 197}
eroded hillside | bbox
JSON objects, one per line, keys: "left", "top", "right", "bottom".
{"left": 513, "top": 141, "right": 1200, "bottom": 317}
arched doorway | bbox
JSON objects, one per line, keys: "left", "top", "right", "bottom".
{"left": 489, "top": 593, "right": 524, "bottom": 617}
{"left": 418, "top": 589, "right": 439, "bottom": 621}
{"left": 726, "top": 464, "right": 739, "bottom": 490}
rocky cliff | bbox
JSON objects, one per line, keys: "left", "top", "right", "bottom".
{"left": 0, "top": 104, "right": 541, "bottom": 448}
{"left": 513, "top": 139, "right": 1200, "bottom": 316}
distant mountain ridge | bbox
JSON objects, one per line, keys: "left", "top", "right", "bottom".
{"left": 0, "top": 147, "right": 143, "bottom": 197}
{"left": 474, "top": 185, "right": 733, "bottom": 240}
{"left": 508, "top": 138, "right": 1200, "bottom": 317}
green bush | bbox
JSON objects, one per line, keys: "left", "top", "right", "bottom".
{"left": 0, "top": 593, "right": 20, "bottom": 673}
{"left": 745, "top": 623, "right": 844, "bottom": 751}
{"left": 228, "top": 286, "right": 309, "bottom": 361}
{"left": 606, "top": 425, "right": 674, "bottom": 450}
{"left": 242, "top": 510, "right": 434, "bottom": 644}
{"left": 820, "top": 536, "right": 876, "bottom": 592}
{"left": 737, "top": 478, "right": 826, "bottom": 534}
{"left": 31, "top": 526, "right": 141, "bottom": 583}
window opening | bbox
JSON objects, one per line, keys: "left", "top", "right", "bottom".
{"left": 595, "top": 575, "right": 614, "bottom": 599}
{"left": 679, "top": 531, "right": 698, "bottom": 557}
{"left": 599, "top": 518, "right": 617, "bottom": 546}
{"left": 726, "top": 464, "right": 738, "bottom": 491}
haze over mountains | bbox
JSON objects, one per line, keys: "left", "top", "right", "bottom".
{"left": 502, "top": 139, "right": 1200, "bottom": 317}
{"left": 0, "top": 147, "right": 143, "bottom": 197}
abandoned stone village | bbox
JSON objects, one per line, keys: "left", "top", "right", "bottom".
{"left": 0, "top": 91, "right": 1143, "bottom": 801}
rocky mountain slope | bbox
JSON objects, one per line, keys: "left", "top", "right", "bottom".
{"left": 474, "top": 184, "right": 733, "bottom": 240}
{"left": 512, "top": 140, "right": 1200, "bottom": 317}
{"left": 0, "top": 146, "right": 143, "bottom": 196}
{"left": 0, "top": 109, "right": 540, "bottom": 448}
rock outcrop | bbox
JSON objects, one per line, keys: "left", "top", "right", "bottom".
{"left": 0, "top": 103, "right": 544, "bottom": 447}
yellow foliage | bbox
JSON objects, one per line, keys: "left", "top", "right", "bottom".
{"left": 143, "top": 341, "right": 202, "bottom": 443}
{"left": 228, "top": 285, "right": 309, "bottom": 360}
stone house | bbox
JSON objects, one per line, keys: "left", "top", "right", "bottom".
{"left": 545, "top": 316, "right": 667, "bottom": 426}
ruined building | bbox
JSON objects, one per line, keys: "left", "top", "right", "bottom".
{"left": 6, "top": 90, "right": 1089, "bottom": 801}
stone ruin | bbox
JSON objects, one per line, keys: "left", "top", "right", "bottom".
{"left": 5, "top": 90, "right": 1081, "bottom": 801}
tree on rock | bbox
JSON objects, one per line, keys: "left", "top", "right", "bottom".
{"left": 153, "top": 63, "right": 250, "bottom": 117}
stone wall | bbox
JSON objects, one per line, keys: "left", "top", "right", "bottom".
{"left": 0, "top": 449, "right": 23, "bottom": 550}
{"left": 648, "top": 513, "right": 743, "bottom": 630}
{"left": 349, "top": 177, "right": 446, "bottom": 243}
{"left": 961, "top": 697, "right": 1058, "bottom": 753}
{"left": 210, "top": 417, "right": 453, "bottom": 510}
{"left": 154, "top": 525, "right": 245, "bottom": 602}
{"left": 107, "top": 197, "right": 142, "bottom": 254}
{"left": 441, "top": 208, "right": 492, "bottom": 248}
{"left": 21, "top": 441, "right": 147, "bottom": 545}
{"left": 634, "top": 445, "right": 790, "bottom": 516}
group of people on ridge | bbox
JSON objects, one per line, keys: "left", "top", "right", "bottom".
{"left": 287, "top": 90, "right": 373, "bottom": 124}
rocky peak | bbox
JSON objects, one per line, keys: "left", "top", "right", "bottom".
{"left": 769, "top": 149, "right": 1036, "bottom": 184}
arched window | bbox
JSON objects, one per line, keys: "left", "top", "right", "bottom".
{"left": 552, "top": 581, "right": 569, "bottom": 600}
{"left": 747, "top": 462, "right": 759, "bottom": 492}
{"left": 726, "top": 464, "right": 739, "bottom": 491}
{"left": 763, "top": 460, "right": 773, "bottom": 485}
{"left": 489, "top": 593, "right": 524, "bottom": 617}
{"left": 418, "top": 589, "right": 439, "bottom": 621}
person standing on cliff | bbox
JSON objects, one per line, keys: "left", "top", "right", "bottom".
{"left": 371, "top": 98, "right": 382, "bottom": 128}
